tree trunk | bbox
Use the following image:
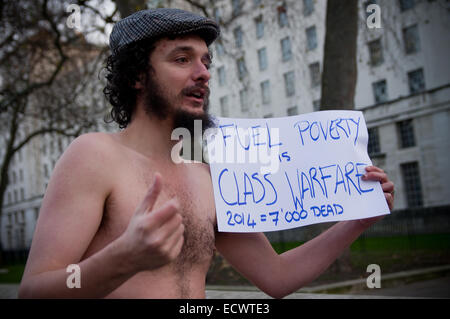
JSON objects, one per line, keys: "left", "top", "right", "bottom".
{"left": 320, "top": 0, "right": 359, "bottom": 110}
{"left": 114, "top": 0, "right": 148, "bottom": 18}
{"left": 319, "top": 0, "right": 359, "bottom": 274}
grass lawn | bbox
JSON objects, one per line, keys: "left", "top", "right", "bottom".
{"left": 271, "top": 233, "right": 450, "bottom": 254}
{"left": 0, "top": 264, "right": 26, "bottom": 284}
{"left": 350, "top": 233, "right": 450, "bottom": 252}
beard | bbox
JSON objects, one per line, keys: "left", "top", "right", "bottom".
{"left": 142, "top": 72, "right": 216, "bottom": 137}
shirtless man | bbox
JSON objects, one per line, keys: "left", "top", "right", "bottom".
{"left": 18, "top": 8, "right": 394, "bottom": 299}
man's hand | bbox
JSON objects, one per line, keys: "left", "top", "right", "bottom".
{"left": 357, "top": 165, "right": 395, "bottom": 227}
{"left": 117, "top": 173, "right": 184, "bottom": 273}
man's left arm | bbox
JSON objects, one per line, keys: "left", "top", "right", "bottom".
{"left": 215, "top": 166, "right": 394, "bottom": 299}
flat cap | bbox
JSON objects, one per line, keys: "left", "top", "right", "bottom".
{"left": 109, "top": 8, "right": 220, "bottom": 55}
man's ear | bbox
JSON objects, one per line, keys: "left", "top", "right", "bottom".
{"left": 134, "top": 81, "right": 144, "bottom": 90}
{"left": 134, "top": 72, "right": 146, "bottom": 89}
{"left": 134, "top": 77, "right": 144, "bottom": 89}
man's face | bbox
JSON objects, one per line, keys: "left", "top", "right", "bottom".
{"left": 142, "top": 35, "right": 214, "bottom": 133}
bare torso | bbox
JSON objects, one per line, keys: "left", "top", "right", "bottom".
{"left": 81, "top": 133, "right": 217, "bottom": 298}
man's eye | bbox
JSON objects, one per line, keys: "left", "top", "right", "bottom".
{"left": 175, "top": 57, "right": 189, "bottom": 63}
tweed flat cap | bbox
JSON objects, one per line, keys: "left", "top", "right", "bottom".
{"left": 109, "top": 8, "right": 220, "bottom": 54}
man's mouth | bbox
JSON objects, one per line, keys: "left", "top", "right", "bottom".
{"left": 183, "top": 86, "right": 209, "bottom": 104}
{"left": 187, "top": 92, "right": 204, "bottom": 99}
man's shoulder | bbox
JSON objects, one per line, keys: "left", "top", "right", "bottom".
{"left": 67, "top": 132, "right": 117, "bottom": 156}
{"left": 46, "top": 132, "right": 118, "bottom": 200}
{"left": 59, "top": 132, "right": 119, "bottom": 174}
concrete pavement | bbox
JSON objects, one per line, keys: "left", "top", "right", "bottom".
{"left": 0, "top": 284, "right": 19, "bottom": 299}
{"left": 352, "top": 275, "right": 450, "bottom": 298}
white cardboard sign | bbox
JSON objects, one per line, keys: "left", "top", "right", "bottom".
{"left": 206, "top": 110, "right": 390, "bottom": 233}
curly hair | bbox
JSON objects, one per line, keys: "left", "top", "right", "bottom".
{"left": 103, "top": 40, "right": 157, "bottom": 129}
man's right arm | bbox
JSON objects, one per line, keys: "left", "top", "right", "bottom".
{"left": 18, "top": 133, "right": 184, "bottom": 298}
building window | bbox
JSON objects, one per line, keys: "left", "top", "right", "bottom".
{"left": 215, "top": 41, "right": 225, "bottom": 57}
{"left": 44, "top": 164, "right": 49, "bottom": 178}
{"left": 239, "top": 89, "right": 249, "bottom": 112}
{"left": 233, "top": 26, "right": 243, "bottom": 48}
{"left": 401, "top": 162, "right": 423, "bottom": 208}
{"left": 258, "top": 47, "right": 268, "bottom": 71}
{"left": 218, "top": 66, "right": 226, "bottom": 86}
{"left": 58, "top": 138, "right": 63, "bottom": 154}
{"left": 408, "top": 68, "right": 425, "bottom": 94}
{"left": 403, "top": 24, "right": 420, "bottom": 54}
{"left": 399, "top": 0, "right": 415, "bottom": 11}
{"left": 303, "top": 0, "right": 314, "bottom": 16}
{"left": 213, "top": 7, "right": 221, "bottom": 23}
{"left": 367, "top": 127, "right": 381, "bottom": 156}
{"left": 372, "top": 79, "right": 388, "bottom": 104}
{"left": 287, "top": 106, "right": 298, "bottom": 116}
{"left": 368, "top": 38, "right": 384, "bottom": 66}
{"left": 397, "top": 119, "right": 416, "bottom": 148}
{"left": 236, "top": 57, "right": 247, "bottom": 79}
{"left": 18, "top": 226, "right": 26, "bottom": 249}
{"left": 6, "top": 228, "right": 12, "bottom": 250}
{"left": 313, "top": 100, "right": 321, "bottom": 111}
{"left": 253, "top": 0, "right": 262, "bottom": 7}
{"left": 281, "top": 37, "right": 292, "bottom": 62}
{"left": 309, "top": 62, "right": 321, "bottom": 87}
{"left": 255, "top": 16, "right": 264, "bottom": 39}
{"left": 306, "top": 26, "right": 317, "bottom": 51}
{"left": 261, "top": 80, "right": 271, "bottom": 104}
{"left": 220, "top": 96, "right": 229, "bottom": 117}
{"left": 284, "top": 71, "right": 296, "bottom": 97}
{"left": 232, "top": 0, "right": 242, "bottom": 16}
{"left": 277, "top": 3, "right": 288, "bottom": 28}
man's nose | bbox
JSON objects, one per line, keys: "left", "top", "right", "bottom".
{"left": 192, "top": 60, "right": 211, "bottom": 83}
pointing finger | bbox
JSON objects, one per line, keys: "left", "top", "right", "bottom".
{"left": 136, "top": 173, "right": 162, "bottom": 215}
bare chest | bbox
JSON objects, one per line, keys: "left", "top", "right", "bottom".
{"left": 93, "top": 158, "right": 217, "bottom": 270}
